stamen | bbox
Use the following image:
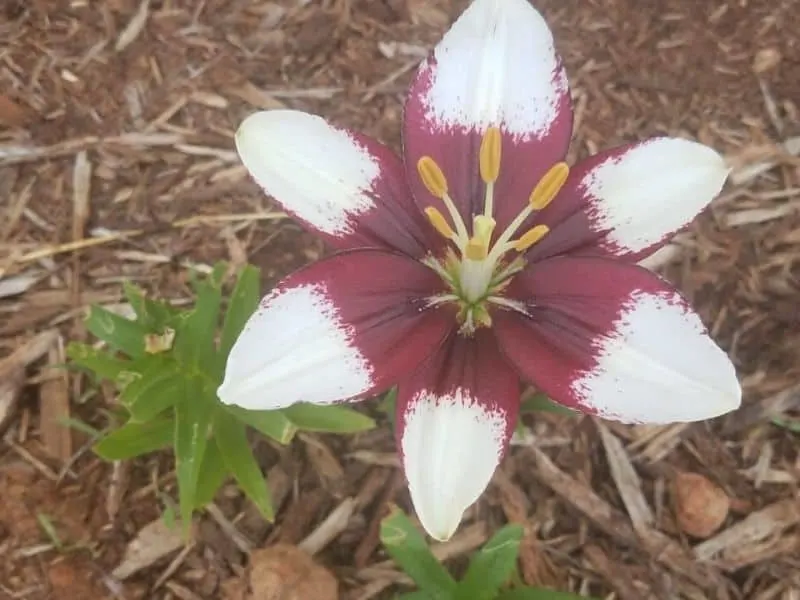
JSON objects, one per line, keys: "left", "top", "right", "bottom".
{"left": 417, "top": 156, "right": 448, "bottom": 198}
{"left": 529, "top": 162, "right": 569, "bottom": 210}
{"left": 513, "top": 224, "right": 550, "bottom": 252}
{"left": 424, "top": 206, "right": 456, "bottom": 240}
{"left": 479, "top": 127, "right": 502, "bottom": 184}
{"left": 480, "top": 128, "right": 501, "bottom": 217}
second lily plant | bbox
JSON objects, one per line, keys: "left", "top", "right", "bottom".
{"left": 218, "top": 0, "right": 741, "bottom": 541}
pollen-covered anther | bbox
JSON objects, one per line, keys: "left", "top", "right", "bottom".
{"left": 513, "top": 224, "right": 550, "bottom": 252}
{"left": 417, "top": 156, "right": 448, "bottom": 199}
{"left": 529, "top": 162, "right": 569, "bottom": 210}
{"left": 479, "top": 127, "right": 502, "bottom": 184}
{"left": 425, "top": 206, "right": 456, "bottom": 240}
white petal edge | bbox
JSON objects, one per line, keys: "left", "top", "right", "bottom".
{"left": 583, "top": 138, "right": 730, "bottom": 255}
{"left": 420, "top": 0, "right": 568, "bottom": 138}
{"left": 571, "top": 291, "right": 741, "bottom": 424}
{"left": 217, "top": 283, "right": 374, "bottom": 410}
{"left": 235, "top": 110, "right": 379, "bottom": 237}
{"left": 401, "top": 389, "right": 506, "bottom": 541}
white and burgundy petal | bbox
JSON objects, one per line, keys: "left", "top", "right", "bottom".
{"left": 494, "top": 257, "right": 740, "bottom": 424}
{"left": 528, "top": 137, "right": 729, "bottom": 262}
{"left": 236, "top": 110, "right": 437, "bottom": 257}
{"left": 218, "top": 249, "right": 453, "bottom": 410}
{"left": 396, "top": 330, "right": 520, "bottom": 541}
{"left": 403, "top": 0, "right": 572, "bottom": 231}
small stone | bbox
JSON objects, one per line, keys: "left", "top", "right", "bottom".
{"left": 673, "top": 471, "right": 730, "bottom": 538}
{"left": 753, "top": 48, "right": 781, "bottom": 74}
{"left": 223, "top": 545, "right": 338, "bottom": 600}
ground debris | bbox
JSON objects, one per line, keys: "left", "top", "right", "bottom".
{"left": 112, "top": 518, "right": 188, "bottom": 580}
{"left": 221, "top": 544, "right": 338, "bottom": 600}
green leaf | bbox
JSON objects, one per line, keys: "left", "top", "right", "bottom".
{"left": 520, "top": 392, "right": 575, "bottom": 416}
{"left": 380, "top": 508, "right": 456, "bottom": 597}
{"left": 173, "top": 270, "right": 223, "bottom": 372}
{"left": 772, "top": 417, "right": 800, "bottom": 433}
{"left": 94, "top": 418, "right": 174, "bottom": 460}
{"left": 85, "top": 305, "right": 148, "bottom": 358}
{"left": 220, "top": 264, "right": 260, "bottom": 359}
{"left": 174, "top": 378, "right": 215, "bottom": 528}
{"left": 456, "top": 525, "right": 523, "bottom": 600}
{"left": 67, "top": 342, "right": 133, "bottom": 382}
{"left": 58, "top": 417, "right": 102, "bottom": 438}
{"left": 193, "top": 437, "right": 229, "bottom": 508}
{"left": 396, "top": 592, "right": 439, "bottom": 600}
{"left": 284, "top": 403, "right": 375, "bottom": 434}
{"left": 496, "top": 589, "right": 593, "bottom": 600}
{"left": 121, "top": 359, "right": 182, "bottom": 422}
{"left": 123, "top": 281, "right": 181, "bottom": 331}
{"left": 215, "top": 410, "right": 274, "bottom": 520}
{"left": 227, "top": 406, "right": 297, "bottom": 445}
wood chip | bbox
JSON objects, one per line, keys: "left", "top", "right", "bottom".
{"left": 693, "top": 495, "right": 800, "bottom": 561}
{"left": 298, "top": 497, "right": 355, "bottom": 556}
{"left": 530, "top": 447, "right": 722, "bottom": 594}
{"left": 71, "top": 150, "right": 92, "bottom": 241}
{"left": 112, "top": 518, "right": 188, "bottom": 580}
{"left": 115, "top": 0, "right": 150, "bottom": 52}
{"left": 597, "top": 423, "right": 654, "bottom": 534}
{"left": 0, "top": 330, "right": 58, "bottom": 432}
{"left": 223, "top": 545, "right": 338, "bottom": 600}
{"left": 38, "top": 337, "right": 73, "bottom": 461}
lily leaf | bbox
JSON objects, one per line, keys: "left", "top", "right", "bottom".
{"left": 220, "top": 264, "right": 260, "bottom": 360}
{"left": 227, "top": 406, "right": 297, "bottom": 445}
{"left": 174, "top": 377, "right": 215, "bottom": 529}
{"left": 380, "top": 508, "right": 456, "bottom": 597}
{"left": 85, "top": 305, "right": 148, "bottom": 358}
{"left": 284, "top": 403, "right": 375, "bottom": 434}
{"left": 456, "top": 525, "right": 523, "bottom": 600}
{"left": 215, "top": 410, "right": 274, "bottom": 520}
{"left": 94, "top": 417, "right": 173, "bottom": 460}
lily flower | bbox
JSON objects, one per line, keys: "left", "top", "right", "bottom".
{"left": 218, "top": 0, "right": 741, "bottom": 541}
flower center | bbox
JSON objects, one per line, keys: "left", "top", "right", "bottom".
{"left": 417, "top": 127, "right": 569, "bottom": 335}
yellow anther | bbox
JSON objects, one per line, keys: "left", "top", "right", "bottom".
{"left": 529, "top": 162, "right": 569, "bottom": 210}
{"left": 479, "top": 127, "right": 502, "bottom": 183}
{"left": 424, "top": 206, "right": 456, "bottom": 240}
{"left": 513, "top": 224, "right": 550, "bottom": 252}
{"left": 465, "top": 238, "right": 488, "bottom": 260}
{"left": 417, "top": 156, "right": 448, "bottom": 199}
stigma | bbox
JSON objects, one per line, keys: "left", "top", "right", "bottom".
{"left": 417, "top": 127, "right": 569, "bottom": 333}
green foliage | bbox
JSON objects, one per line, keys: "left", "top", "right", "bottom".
{"left": 70, "top": 262, "right": 375, "bottom": 528}
{"left": 381, "top": 509, "right": 597, "bottom": 600}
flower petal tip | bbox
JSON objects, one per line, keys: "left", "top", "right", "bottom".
{"left": 400, "top": 389, "right": 511, "bottom": 543}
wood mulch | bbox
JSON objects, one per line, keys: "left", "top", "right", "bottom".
{"left": 1, "top": 0, "right": 799, "bottom": 598}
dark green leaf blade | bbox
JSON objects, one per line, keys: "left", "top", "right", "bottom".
{"left": 66, "top": 342, "right": 133, "bottom": 382}
{"left": 496, "top": 589, "right": 594, "bottom": 600}
{"left": 174, "top": 378, "right": 215, "bottom": 529}
{"left": 220, "top": 264, "right": 260, "bottom": 360}
{"left": 215, "top": 410, "right": 274, "bottom": 520}
{"left": 520, "top": 391, "right": 575, "bottom": 416}
{"left": 227, "top": 406, "right": 296, "bottom": 445}
{"left": 94, "top": 418, "right": 173, "bottom": 460}
{"left": 380, "top": 508, "right": 456, "bottom": 597}
{"left": 456, "top": 525, "right": 523, "bottom": 600}
{"left": 85, "top": 305, "right": 148, "bottom": 358}
{"left": 284, "top": 403, "right": 375, "bottom": 434}
{"left": 173, "top": 270, "right": 223, "bottom": 371}
{"left": 193, "top": 437, "right": 229, "bottom": 509}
